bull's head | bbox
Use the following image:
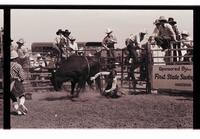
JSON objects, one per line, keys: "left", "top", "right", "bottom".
{"left": 50, "top": 69, "right": 62, "bottom": 91}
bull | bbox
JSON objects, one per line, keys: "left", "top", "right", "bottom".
{"left": 50, "top": 53, "right": 101, "bottom": 98}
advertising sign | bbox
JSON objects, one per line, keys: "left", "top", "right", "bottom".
{"left": 152, "top": 65, "right": 193, "bottom": 91}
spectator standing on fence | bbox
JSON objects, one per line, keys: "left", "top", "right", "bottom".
{"left": 102, "top": 28, "right": 117, "bottom": 69}
{"left": 10, "top": 50, "right": 28, "bottom": 115}
{"left": 154, "top": 16, "right": 177, "bottom": 51}
{"left": 168, "top": 17, "right": 182, "bottom": 62}
{"left": 125, "top": 34, "right": 140, "bottom": 81}
{"left": 138, "top": 29, "right": 149, "bottom": 82}
{"left": 90, "top": 69, "right": 121, "bottom": 98}
{"left": 125, "top": 34, "right": 139, "bottom": 64}
{"left": 181, "top": 31, "right": 193, "bottom": 63}
{"left": 125, "top": 30, "right": 149, "bottom": 83}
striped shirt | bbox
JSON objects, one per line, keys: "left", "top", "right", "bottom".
{"left": 10, "top": 61, "right": 25, "bottom": 81}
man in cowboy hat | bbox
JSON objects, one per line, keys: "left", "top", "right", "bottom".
{"left": 124, "top": 30, "right": 149, "bottom": 85}
{"left": 125, "top": 34, "right": 140, "bottom": 81}
{"left": 55, "top": 29, "right": 71, "bottom": 59}
{"left": 10, "top": 50, "right": 28, "bottom": 115}
{"left": 168, "top": 17, "right": 182, "bottom": 62}
{"left": 102, "top": 28, "right": 117, "bottom": 69}
{"left": 62, "top": 29, "right": 71, "bottom": 46}
{"left": 152, "top": 19, "right": 160, "bottom": 37}
{"left": 16, "top": 38, "right": 29, "bottom": 68}
{"left": 154, "top": 16, "right": 177, "bottom": 51}
{"left": 180, "top": 30, "right": 193, "bottom": 63}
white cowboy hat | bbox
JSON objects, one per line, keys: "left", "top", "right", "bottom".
{"left": 16, "top": 38, "right": 25, "bottom": 44}
{"left": 181, "top": 30, "right": 189, "bottom": 36}
{"left": 11, "top": 50, "right": 18, "bottom": 59}
{"left": 105, "top": 28, "right": 113, "bottom": 34}
{"left": 158, "top": 16, "right": 167, "bottom": 22}
{"left": 129, "top": 34, "right": 135, "bottom": 41}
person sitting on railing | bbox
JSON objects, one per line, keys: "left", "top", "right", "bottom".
{"left": 154, "top": 16, "right": 177, "bottom": 52}
{"left": 32, "top": 53, "right": 46, "bottom": 83}
{"left": 10, "top": 50, "right": 28, "bottom": 115}
{"left": 102, "top": 28, "right": 117, "bottom": 69}
{"left": 181, "top": 31, "right": 193, "bottom": 63}
{"left": 90, "top": 69, "right": 121, "bottom": 98}
{"left": 168, "top": 17, "right": 182, "bottom": 62}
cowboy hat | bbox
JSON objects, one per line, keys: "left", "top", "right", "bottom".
{"left": 181, "top": 30, "right": 189, "bottom": 36}
{"left": 168, "top": 17, "right": 177, "bottom": 24}
{"left": 56, "top": 29, "right": 63, "bottom": 35}
{"left": 16, "top": 38, "right": 25, "bottom": 44}
{"left": 105, "top": 28, "right": 113, "bottom": 34}
{"left": 63, "top": 29, "right": 71, "bottom": 35}
{"left": 11, "top": 50, "right": 18, "bottom": 59}
{"left": 158, "top": 16, "right": 167, "bottom": 22}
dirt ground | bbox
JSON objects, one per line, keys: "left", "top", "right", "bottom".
{"left": 0, "top": 98, "right": 2, "bottom": 128}
{"left": 11, "top": 88, "right": 193, "bottom": 129}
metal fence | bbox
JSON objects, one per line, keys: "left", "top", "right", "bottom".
{"left": 22, "top": 41, "right": 193, "bottom": 93}
{"left": 150, "top": 41, "right": 193, "bottom": 92}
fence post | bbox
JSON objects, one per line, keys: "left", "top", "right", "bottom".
{"left": 170, "top": 42, "right": 174, "bottom": 64}
{"left": 147, "top": 42, "right": 152, "bottom": 94}
{"left": 121, "top": 49, "right": 124, "bottom": 87}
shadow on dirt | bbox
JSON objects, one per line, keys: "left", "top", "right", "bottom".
{"left": 10, "top": 111, "right": 26, "bottom": 116}
{"left": 157, "top": 89, "right": 193, "bottom": 100}
{"left": 41, "top": 95, "right": 89, "bottom": 102}
{"left": 41, "top": 96, "right": 73, "bottom": 101}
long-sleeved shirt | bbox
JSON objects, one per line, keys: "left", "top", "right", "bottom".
{"left": 11, "top": 61, "right": 25, "bottom": 81}
{"left": 172, "top": 24, "right": 181, "bottom": 40}
{"left": 68, "top": 42, "right": 78, "bottom": 52}
{"left": 102, "top": 34, "right": 117, "bottom": 49}
{"left": 90, "top": 71, "right": 119, "bottom": 92}
{"left": 158, "top": 23, "right": 176, "bottom": 41}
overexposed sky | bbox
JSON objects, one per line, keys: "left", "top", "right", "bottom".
{"left": 11, "top": 9, "right": 193, "bottom": 49}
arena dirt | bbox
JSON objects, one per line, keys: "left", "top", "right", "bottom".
{"left": 11, "top": 89, "right": 193, "bottom": 128}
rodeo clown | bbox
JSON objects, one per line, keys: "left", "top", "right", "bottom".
{"left": 90, "top": 69, "right": 121, "bottom": 98}
{"left": 10, "top": 50, "right": 28, "bottom": 115}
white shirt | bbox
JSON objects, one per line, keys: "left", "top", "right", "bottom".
{"left": 68, "top": 42, "right": 78, "bottom": 52}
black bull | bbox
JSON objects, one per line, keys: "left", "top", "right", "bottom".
{"left": 50, "top": 54, "right": 101, "bottom": 97}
